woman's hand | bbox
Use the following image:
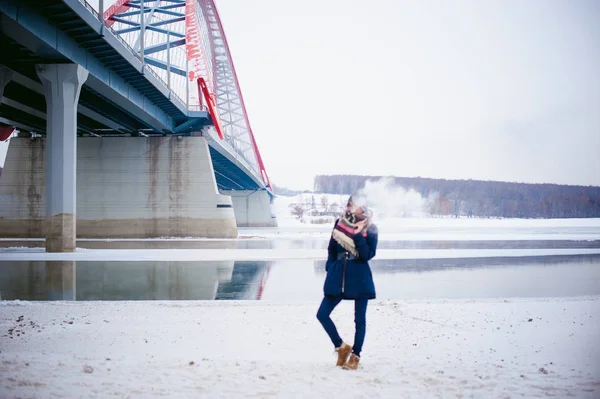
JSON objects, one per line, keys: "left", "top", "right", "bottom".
{"left": 354, "top": 220, "right": 366, "bottom": 234}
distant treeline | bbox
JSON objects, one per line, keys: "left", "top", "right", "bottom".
{"left": 314, "top": 175, "right": 600, "bottom": 218}
{"left": 272, "top": 185, "right": 311, "bottom": 197}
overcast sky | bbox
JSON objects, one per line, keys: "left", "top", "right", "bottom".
{"left": 2, "top": 0, "right": 599, "bottom": 190}
{"left": 216, "top": 0, "right": 599, "bottom": 189}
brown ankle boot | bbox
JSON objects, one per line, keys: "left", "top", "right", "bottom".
{"left": 335, "top": 342, "right": 352, "bottom": 366}
{"left": 342, "top": 353, "right": 360, "bottom": 370}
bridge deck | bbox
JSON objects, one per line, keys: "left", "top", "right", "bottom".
{"left": 0, "top": 0, "right": 269, "bottom": 192}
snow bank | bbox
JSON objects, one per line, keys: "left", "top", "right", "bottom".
{"left": 1, "top": 247, "right": 599, "bottom": 261}
{"left": 2, "top": 216, "right": 599, "bottom": 243}
{"left": 242, "top": 215, "right": 600, "bottom": 241}
{"left": 1, "top": 297, "right": 598, "bottom": 398}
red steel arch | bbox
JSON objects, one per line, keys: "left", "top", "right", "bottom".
{"left": 103, "top": 0, "right": 271, "bottom": 189}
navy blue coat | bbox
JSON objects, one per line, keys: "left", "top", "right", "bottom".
{"left": 323, "top": 222, "right": 378, "bottom": 300}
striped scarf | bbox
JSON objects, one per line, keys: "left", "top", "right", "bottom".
{"left": 332, "top": 211, "right": 369, "bottom": 257}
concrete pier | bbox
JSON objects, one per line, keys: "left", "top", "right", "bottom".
{"left": 220, "top": 189, "right": 277, "bottom": 227}
{"left": 36, "top": 64, "right": 89, "bottom": 252}
{"left": 0, "top": 136, "right": 238, "bottom": 239}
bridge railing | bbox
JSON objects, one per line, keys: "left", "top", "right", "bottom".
{"left": 204, "top": 127, "right": 260, "bottom": 180}
{"left": 189, "top": 105, "right": 208, "bottom": 111}
{"left": 75, "top": 0, "right": 266, "bottom": 188}
{"left": 77, "top": 0, "right": 188, "bottom": 112}
{"left": 77, "top": 0, "right": 99, "bottom": 18}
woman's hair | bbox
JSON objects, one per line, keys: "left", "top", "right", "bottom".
{"left": 347, "top": 194, "right": 371, "bottom": 221}
{"left": 347, "top": 194, "right": 368, "bottom": 212}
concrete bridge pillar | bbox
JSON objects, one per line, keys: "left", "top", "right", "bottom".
{"left": 76, "top": 136, "right": 238, "bottom": 238}
{"left": 220, "top": 190, "right": 277, "bottom": 227}
{"left": 0, "top": 136, "right": 238, "bottom": 239}
{"left": 35, "top": 64, "right": 89, "bottom": 252}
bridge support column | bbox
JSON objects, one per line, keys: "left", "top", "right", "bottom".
{"left": 36, "top": 64, "right": 89, "bottom": 252}
{"left": 0, "top": 136, "right": 238, "bottom": 239}
{"left": 0, "top": 138, "right": 46, "bottom": 236}
{"left": 76, "top": 136, "right": 238, "bottom": 238}
{"left": 220, "top": 190, "right": 277, "bottom": 227}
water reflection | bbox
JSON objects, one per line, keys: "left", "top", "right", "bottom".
{"left": 0, "top": 261, "right": 271, "bottom": 301}
{"left": 314, "top": 253, "right": 600, "bottom": 273}
{"left": 307, "top": 255, "right": 600, "bottom": 301}
{"left": 215, "top": 261, "right": 271, "bottom": 300}
{"left": 1, "top": 255, "right": 599, "bottom": 302}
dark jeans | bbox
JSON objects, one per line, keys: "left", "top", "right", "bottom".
{"left": 316, "top": 296, "right": 368, "bottom": 357}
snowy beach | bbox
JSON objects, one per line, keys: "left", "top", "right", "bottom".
{"left": 1, "top": 297, "right": 599, "bottom": 398}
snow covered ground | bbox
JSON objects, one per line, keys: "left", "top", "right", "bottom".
{"left": 1, "top": 297, "right": 598, "bottom": 398}
{"left": 248, "top": 212, "right": 600, "bottom": 242}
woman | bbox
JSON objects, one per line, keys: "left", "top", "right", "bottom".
{"left": 316, "top": 195, "right": 378, "bottom": 370}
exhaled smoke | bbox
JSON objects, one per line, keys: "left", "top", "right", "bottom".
{"left": 355, "top": 177, "right": 432, "bottom": 219}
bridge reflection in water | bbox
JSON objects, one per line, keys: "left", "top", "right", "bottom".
{"left": 2, "top": 254, "right": 599, "bottom": 302}
{"left": 0, "top": 261, "right": 272, "bottom": 301}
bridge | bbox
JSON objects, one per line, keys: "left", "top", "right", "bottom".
{"left": 0, "top": 0, "right": 277, "bottom": 251}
